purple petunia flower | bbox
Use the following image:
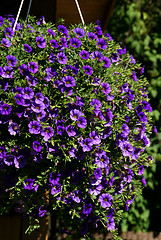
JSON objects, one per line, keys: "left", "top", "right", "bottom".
{"left": 58, "top": 25, "right": 68, "bottom": 35}
{"left": 33, "top": 141, "right": 42, "bottom": 152}
{"left": 31, "top": 102, "right": 45, "bottom": 113}
{"left": 97, "top": 38, "right": 107, "bottom": 49}
{"left": 28, "top": 62, "right": 39, "bottom": 73}
{"left": 8, "top": 122, "right": 20, "bottom": 135}
{"left": 1, "top": 38, "right": 11, "bottom": 47}
{"left": 121, "top": 123, "right": 130, "bottom": 137}
{"left": 101, "top": 82, "right": 111, "bottom": 95}
{"left": 50, "top": 39, "right": 59, "bottom": 48}
{"left": 77, "top": 116, "right": 87, "bottom": 128}
{"left": 60, "top": 37, "right": 68, "bottom": 48}
{"left": 89, "top": 131, "right": 101, "bottom": 145}
{"left": 23, "top": 179, "right": 39, "bottom": 191}
{"left": 14, "top": 94, "right": 25, "bottom": 105}
{"left": 70, "top": 109, "right": 83, "bottom": 121}
{"left": 47, "top": 28, "right": 56, "bottom": 36}
{"left": 99, "top": 193, "right": 113, "bottom": 208}
{"left": 88, "top": 32, "right": 98, "bottom": 41}
{"left": 132, "top": 70, "right": 138, "bottom": 82}
{"left": 79, "top": 50, "right": 90, "bottom": 59}
{"left": 14, "top": 155, "right": 27, "bottom": 168}
{"left": 95, "top": 154, "right": 109, "bottom": 168}
{"left": 107, "top": 217, "right": 115, "bottom": 231}
{"left": 102, "top": 56, "right": 111, "bottom": 68}
{"left": 28, "top": 120, "right": 41, "bottom": 134}
{"left": 6, "top": 55, "right": 17, "bottom": 67}
{"left": 48, "top": 53, "right": 56, "bottom": 63}
{"left": 36, "top": 36, "right": 46, "bottom": 48}
{"left": 66, "top": 125, "right": 77, "bottom": 137}
{"left": 82, "top": 202, "right": 92, "bottom": 216}
{"left": 2, "top": 66, "right": 14, "bottom": 78}
{"left": 111, "top": 53, "right": 119, "bottom": 62}
{"left": 69, "top": 38, "right": 82, "bottom": 48}
{"left": 83, "top": 65, "right": 93, "bottom": 75}
{"left": 22, "top": 87, "right": 34, "bottom": 100}
{"left": 5, "top": 27, "right": 14, "bottom": 38}
{"left": 89, "top": 183, "right": 103, "bottom": 196}
{"left": 57, "top": 52, "right": 68, "bottom": 64}
{"left": 19, "top": 64, "right": 28, "bottom": 75}
{"left": 0, "top": 103, "right": 12, "bottom": 115}
{"left": 80, "top": 138, "right": 93, "bottom": 152}
{"left": 120, "top": 141, "right": 133, "bottom": 157}
{"left": 63, "top": 75, "right": 76, "bottom": 87}
{"left": 95, "top": 25, "right": 103, "bottom": 35}
{"left": 41, "top": 126, "right": 54, "bottom": 141}
{"left": 36, "top": 111, "right": 46, "bottom": 122}
{"left": 24, "top": 44, "right": 32, "bottom": 52}
{"left": 91, "top": 51, "right": 103, "bottom": 61}
{"left": 50, "top": 180, "right": 61, "bottom": 195}
{"left": 73, "top": 28, "right": 85, "bottom": 38}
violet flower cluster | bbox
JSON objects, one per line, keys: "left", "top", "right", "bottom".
{"left": 0, "top": 15, "right": 155, "bottom": 237}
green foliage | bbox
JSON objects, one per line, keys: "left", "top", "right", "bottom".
{"left": 108, "top": 0, "right": 161, "bottom": 232}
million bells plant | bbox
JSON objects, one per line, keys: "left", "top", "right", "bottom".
{"left": 0, "top": 15, "right": 155, "bottom": 239}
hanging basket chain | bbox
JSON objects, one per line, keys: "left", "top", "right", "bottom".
{"left": 26, "top": 0, "right": 33, "bottom": 22}
{"left": 13, "top": 0, "right": 25, "bottom": 32}
{"left": 74, "top": 0, "right": 85, "bottom": 25}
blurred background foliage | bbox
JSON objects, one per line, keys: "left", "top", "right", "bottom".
{"left": 108, "top": 0, "right": 161, "bottom": 233}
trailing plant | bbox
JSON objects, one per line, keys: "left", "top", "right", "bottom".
{"left": 0, "top": 15, "right": 155, "bottom": 239}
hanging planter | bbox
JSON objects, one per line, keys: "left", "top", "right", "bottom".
{"left": 0, "top": 8, "right": 155, "bottom": 240}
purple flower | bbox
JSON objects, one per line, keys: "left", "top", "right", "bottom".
{"left": 95, "top": 25, "right": 103, "bottom": 35}
{"left": 60, "top": 37, "right": 68, "bottom": 48}
{"left": 97, "top": 38, "right": 107, "bottom": 49}
{"left": 14, "top": 155, "right": 27, "bottom": 168}
{"left": 35, "top": 92, "right": 44, "bottom": 104}
{"left": 63, "top": 75, "right": 76, "bottom": 87}
{"left": 80, "top": 138, "right": 93, "bottom": 152}
{"left": 36, "top": 36, "right": 46, "bottom": 48}
{"left": 126, "top": 197, "right": 135, "bottom": 211}
{"left": 73, "top": 28, "right": 85, "bottom": 38}
{"left": 89, "top": 184, "right": 103, "bottom": 196}
{"left": 77, "top": 117, "right": 87, "bottom": 128}
{"left": 2, "top": 66, "right": 14, "bottom": 78}
{"left": 66, "top": 125, "right": 77, "bottom": 137}
{"left": 57, "top": 52, "right": 68, "bottom": 64}
{"left": 99, "top": 193, "right": 113, "bottom": 208}
{"left": 47, "top": 28, "right": 56, "bottom": 36}
{"left": 138, "top": 165, "right": 144, "bottom": 175}
{"left": 95, "top": 154, "right": 109, "bottom": 168}
{"left": 142, "top": 101, "right": 152, "bottom": 112}
{"left": 82, "top": 202, "right": 92, "bottom": 216}
{"left": 8, "top": 122, "right": 20, "bottom": 135}
{"left": 101, "top": 82, "right": 111, "bottom": 95}
{"left": 36, "top": 111, "right": 46, "bottom": 121}
{"left": 19, "top": 64, "right": 28, "bottom": 75}
{"left": 79, "top": 50, "right": 90, "bottom": 59}
{"left": 5, "top": 27, "right": 14, "bottom": 38}
{"left": 130, "top": 54, "right": 136, "bottom": 64}
{"left": 23, "top": 179, "right": 39, "bottom": 191}
{"left": 111, "top": 53, "right": 119, "bottom": 62}
{"left": 102, "top": 56, "right": 111, "bottom": 68}
{"left": 33, "top": 141, "right": 42, "bottom": 152}
{"left": 50, "top": 180, "right": 61, "bottom": 195}
{"left": 24, "top": 44, "right": 32, "bottom": 52}
{"left": 28, "top": 120, "right": 41, "bottom": 134}
{"left": 120, "top": 141, "right": 133, "bottom": 157}
{"left": 87, "top": 32, "right": 98, "bottom": 41}
{"left": 28, "top": 62, "right": 39, "bottom": 73}
{"left": 41, "top": 126, "right": 54, "bottom": 141}
{"left": 70, "top": 109, "right": 83, "bottom": 121}
{"left": 83, "top": 65, "right": 93, "bottom": 75}
{"left": 0, "top": 16, "right": 4, "bottom": 26}
{"left": 14, "top": 94, "right": 25, "bottom": 105}
{"left": 39, "top": 206, "right": 47, "bottom": 217}
{"left": 58, "top": 25, "right": 68, "bottom": 35}
{"left": 50, "top": 39, "right": 59, "bottom": 48}
{"left": 0, "top": 103, "right": 12, "bottom": 115}
{"left": 31, "top": 102, "right": 45, "bottom": 113}
{"left": 1, "top": 38, "right": 11, "bottom": 47}
{"left": 6, "top": 55, "right": 17, "bottom": 67}
{"left": 121, "top": 123, "right": 130, "bottom": 137}
{"left": 91, "top": 51, "right": 103, "bottom": 61}
{"left": 89, "top": 131, "right": 101, "bottom": 145}
{"left": 48, "top": 53, "right": 56, "bottom": 63}
{"left": 107, "top": 217, "right": 115, "bottom": 231}
{"left": 132, "top": 71, "right": 138, "bottom": 81}
{"left": 45, "top": 67, "right": 57, "bottom": 77}
{"left": 69, "top": 38, "right": 82, "bottom": 48}
{"left": 22, "top": 87, "right": 34, "bottom": 99}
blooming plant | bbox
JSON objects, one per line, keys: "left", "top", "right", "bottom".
{"left": 0, "top": 15, "right": 155, "bottom": 239}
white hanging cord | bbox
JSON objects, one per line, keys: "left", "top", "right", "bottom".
{"left": 74, "top": 0, "right": 85, "bottom": 25}
{"left": 13, "top": 0, "right": 25, "bottom": 32}
{"left": 26, "top": 0, "right": 33, "bottom": 21}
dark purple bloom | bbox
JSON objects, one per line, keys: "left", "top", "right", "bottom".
{"left": 83, "top": 65, "right": 93, "bottom": 75}
{"left": 80, "top": 138, "right": 93, "bottom": 152}
{"left": 22, "top": 87, "right": 34, "bottom": 99}
{"left": 102, "top": 56, "right": 111, "bottom": 68}
{"left": 19, "top": 64, "right": 28, "bottom": 75}
{"left": 14, "top": 155, "right": 27, "bottom": 168}
{"left": 47, "top": 28, "right": 56, "bottom": 36}
{"left": 28, "top": 62, "right": 39, "bottom": 73}
{"left": 142, "top": 101, "right": 152, "bottom": 112}
{"left": 57, "top": 52, "right": 68, "bottom": 64}
{"left": 5, "top": 27, "right": 14, "bottom": 38}
{"left": 0, "top": 103, "right": 12, "bottom": 115}
{"left": 97, "top": 38, "right": 107, "bottom": 49}
{"left": 35, "top": 92, "right": 44, "bottom": 104}
{"left": 47, "top": 107, "right": 59, "bottom": 118}
{"left": 58, "top": 25, "right": 68, "bottom": 35}
{"left": 105, "top": 108, "right": 113, "bottom": 126}
{"left": 41, "top": 126, "right": 54, "bottom": 141}
{"left": 24, "top": 44, "right": 32, "bottom": 52}
{"left": 88, "top": 32, "right": 98, "bottom": 41}
{"left": 121, "top": 123, "right": 130, "bottom": 137}
{"left": 69, "top": 38, "right": 82, "bottom": 48}
{"left": 120, "top": 141, "right": 133, "bottom": 157}
{"left": 79, "top": 50, "right": 90, "bottom": 59}
{"left": 1, "top": 38, "right": 11, "bottom": 47}
{"left": 70, "top": 109, "right": 83, "bottom": 121}
{"left": 77, "top": 116, "right": 87, "bottom": 128}
{"left": 89, "top": 131, "right": 101, "bottom": 145}
{"left": 43, "top": 97, "right": 50, "bottom": 108}
{"left": 8, "top": 122, "right": 20, "bottom": 135}
{"left": 33, "top": 141, "right": 42, "bottom": 152}
{"left": 82, "top": 202, "right": 92, "bottom": 216}
{"left": 94, "top": 168, "right": 102, "bottom": 179}
{"left": 99, "top": 193, "right": 113, "bottom": 208}
{"left": 63, "top": 75, "right": 76, "bottom": 87}
{"left": 89, "top": 183, "right": 103, "bottom": 196}
{"left": 14, "top": 94, "right": 25, "bottom": 105}
{"left": 138, "top": 165, "right": 144, "bottom": 175}
{"left": 95, "top": 25, "right": 103, "bottom": 35}
{"left": 132, "top": 70, "right": 137, "bottom": 81}
{"left": 45, "top": 67, "right": 57, "bottom": 77}
{"left": 117, "top": 46, "right": 126, "bottom": 55}
{"left": 111, "top": 53, "right": 119, "bottom": 62}
{"left": 66, "top": 125, "right": 77, "bottom": 137}
{"left": 73, "top": 28, "right": 85, "bottom": 38}
{"left": 36, "top": 111, "right": 46, "bottom": 122}
{"left": 48, "top": 53, "right": 56, "bottom": 63}
{"left": 91, "top": 51, "right": 103, "bottom": 61}
{"left": 2, "top": 66, "right": 14, "bottom": 78}
{"left": 4, "top": 154, "right": 14, "bottom": 166}
{"left": 138, "top": 112, "right": 148, "bottom": 122}
{"left": 31, "top": 102, "right": 45, "bottom": 113}
{"left": 50, "top": 180, "right": 61, "bottom": 195}
{"left": 28, "top": 120, "right": 41, "bottom": 134}
{"left": 107, "top": 217, "right": 115, "bottom": 230}
{"left": 57, "top": 125, "right": 65, "bottom": 135}
{"left": 104, "top": 32, "right": 113, "bottom": 41}
{"left": 6, "top": 55, "right": 17, "bottom": 67}
{"left": 50, "top": 39, "right": 59, "bottom": 48}
{"left": 101, "top": 82, "right": 111, "bottom": 95}
{"left": 95, "top": 154, "right": 109, "bottom": 168}
{"left": 36, "top": 36, "right": 46, "bottom": 48}
{"left": 23, "top": 179, "right": 39, "bottom": 191}
{"left": 60, "top": 37, "right": 68, "bottom": 48}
